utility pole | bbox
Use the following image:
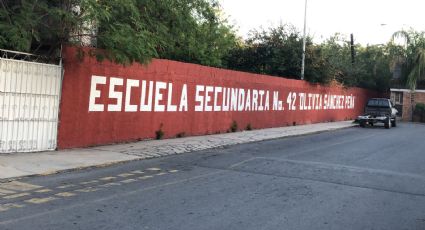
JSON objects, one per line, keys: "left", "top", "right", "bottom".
{"left": 350, "top": 33, "right": 355, "bottom": 65}
{"left": 301, "top": 0, "right": 308, "bottom": 80}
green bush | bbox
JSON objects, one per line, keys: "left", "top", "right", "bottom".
{"left": 415, "top": 103, "right": 425, "bottom": 122}
{"left": 230, "top": 121, "right": 238, "bottom": 132}
{"left": 155, "top": 123, "right": 164, "bottom": 140}
{"left": 176, "top": 132, "right": 186, "bottom": 138}
{"left": 246, "top": 123, "right": 252, "bottom": 131}
{"left": 415, "top": 103, "right": 425, "bottom": 113}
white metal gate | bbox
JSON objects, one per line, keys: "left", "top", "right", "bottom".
{"left": 0, "top": 57, "right": 62, "bottom": 153}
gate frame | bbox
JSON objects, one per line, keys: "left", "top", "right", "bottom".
{"left": 0, "top": 49, "right": 63, "bottom": 153}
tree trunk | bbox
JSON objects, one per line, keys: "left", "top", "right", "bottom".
{"left": 411, "top": 90, "right": 415, "bottom": 122}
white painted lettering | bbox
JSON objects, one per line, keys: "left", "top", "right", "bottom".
{"left": 125, "top": 79, "right": 139, "bottom": 112}
{"left": 230, "top": 88, "right": 238, "bottom": 111}
{"left": 238, "top": 88, "right": 245, "bottom": 111}
{"left": 140, "top": 81, "right": 153, "bottom": 111}
{"left": 179, "top": 84, "right": 188, "bottom": 111}
{"left": 252, "top": 90, "right": 258, "bottom": 111}
{"left": 245, "top": 89, "right": 251, "bottom": 111}
{"left": 258, "top": 90, "right": 265, "bottom": 111}
{"left": 205, "top": 86, "right": 214, "bottom": 112}
{"left": 273, "top": 91, "right": 279, "bottom": 111}
{"left": 89, "top": 75, "right": 106, "bottom": 112}
{"left": 214, "top": 87, "right": 222, "bottom": 112}
{"left": 154, "top": 81, "right": 166, "bottom": 112}
{"left": 222, "top": 88, "right": 230, "bottom": 111}
{"left": 195, "top": 85, "right": 205, "bottom": 112}
{"left": 167, "top": 83, "right": 177, "bottom": 112}
{"left": 108, "top": 77, "right": 123, "bottom": 112}
{"left": 264, "top": 91, "right": 270, "bottom": 111}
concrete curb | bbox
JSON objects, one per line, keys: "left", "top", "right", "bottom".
{"left": 0, "top": 121, "right": 357, "bottom": 182}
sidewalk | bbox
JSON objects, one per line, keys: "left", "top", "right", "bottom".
{"left": 0, "top": 121, "right": 356, "bottom": 180}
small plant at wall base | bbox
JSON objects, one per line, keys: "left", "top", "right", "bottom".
{"left": 176, "top": 132, "right": 186, "bottom": 138}
{"left": 230, "top": 121, "right": 238, "bottom": 132}
{"left": 155, "top": 123, "right": 164, "bottom": 140}
{"left": 246, "top": 123, "right": 252, "bottom": 131}
{"left": 414, "top": 103, "right": 425, "bottom": 122}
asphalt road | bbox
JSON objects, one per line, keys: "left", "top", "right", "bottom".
{"left": 1, "top": 122, "right": 425, "bottom": 230}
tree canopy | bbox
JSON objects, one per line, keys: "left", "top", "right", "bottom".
{"left": 225, "top": 25, "right": 305, "bottom": 79}
{"left": 225, "top": 26, "right": 394, "bottom": 91}
{"left": 390, "top": 30, "right": 425, "bottom": 90}
{"left": 1, "top": 1, "right": 424, "bottom": 91}
{"left": 0, "top": 0, "right": 237, "bottom": 66}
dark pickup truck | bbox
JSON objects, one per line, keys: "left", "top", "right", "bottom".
{"left": 358, "top": 98, "right": 398, "bottom": 129}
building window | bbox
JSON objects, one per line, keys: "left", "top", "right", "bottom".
{"left": 393, "top": 92, "right": 403, "bottom": 105}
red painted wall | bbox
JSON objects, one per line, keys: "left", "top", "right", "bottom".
{"left": 58, "top": 47, "right": 376, "bottom": 149}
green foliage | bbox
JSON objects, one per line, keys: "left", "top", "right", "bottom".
{"left": 155, "top": 123, "right": 164, "bottom": 140}
{"left": 353, "top": 45, "right": 392, "bottom": 90}
{"left": 415, "top": 103, "right": 425, "bottom": 113}
{"left": 225, "top": 24, "right": 305, "bottom": 79}
{"left": 0, "top": 0, "right": 237, "bottom": 66}
{"left": 226, "top": 28, "right": 393, "bottom": 91}
{"left": 245, "top": 123, "right": 252, "bottom": 131}
{"left": 0, "top": 0, "right": 85, "bottom": 57}
{"left": 230, "top": 120, "right": 238, "bottom": 132}
{"left": 414, "top": 103, "right": 425, "bottom": 122}
{"left": 303, "top": 44, "right": 334, "bottom": 84}
{"left": 307, "top": 34, "right": 392, "bottom": 90}
{"left": 1, "top": 1, "right": 422, "bottom": 92}
{"left": 391, "top": 29, "right": 425, "bottom": 90}
{"left": 319, "top": 34, "right": 357, "bottom": 86}
{"left": 407, "top": 49, "right": 425, "bottom": 90}
{"left": 176, "top": 132, "right": 186, "bottom": 138}
{"left": 79, "top": 0, "right": 159, "bottom": 64}
{"left": 147, "top": 0, "right": 237, "bottom": 67}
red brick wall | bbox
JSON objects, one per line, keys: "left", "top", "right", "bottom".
{"left": 402, "top": 92, "right": 413, "bottom": 121}
{"left": 402, "top": 91, "right": 425, "bottom": 121}
{"left": 58, "top": 47, "right": 377, "bottom": 149}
